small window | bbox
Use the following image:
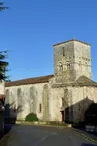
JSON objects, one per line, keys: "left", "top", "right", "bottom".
{"left": 39, "top": 104, "right": 42, "bottom": 113}
{"left": 59, "top": 62, "right": 63, "bottom": 71}
{"left": 62, "top": 47, "right": 65, "bottom": 56}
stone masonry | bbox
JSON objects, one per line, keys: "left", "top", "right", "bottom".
{"left": 54, "top": 39, "right": 92, "bottom": 83}
{"left": 5, "top": 39, "right": 97, "bottom": 123}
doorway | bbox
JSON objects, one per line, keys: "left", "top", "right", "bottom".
{"left": 61, "top": 111, "right": 64, "bottom": 122}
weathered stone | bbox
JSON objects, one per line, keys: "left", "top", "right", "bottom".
{"left": 4, "top": 39, "right": 97, "bottom": 123}
{"left": 54, "top": 40, "right": 92, "bottom": 83}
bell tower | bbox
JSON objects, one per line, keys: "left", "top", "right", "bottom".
{"left": 53, "top": 39, "right": 92, "bottom": 83}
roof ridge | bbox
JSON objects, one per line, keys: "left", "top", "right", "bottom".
{"left": 53, "top": 39, "right": 91, "bottom": 46}
{"left": 5, "top": 74, "right": 54, "bottom": 87}
{"left": 74, "top": 75, "right": 97, "bottom": 86}
{"left": 9, "top": 74, "right": 54, "bottom": 82}
{"left": 75, "top": 75, "right": 95, "bottom": 82}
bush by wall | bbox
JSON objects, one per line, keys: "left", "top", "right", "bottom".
{"left": 25, "top": 113, "right": 38, "bottom": 122}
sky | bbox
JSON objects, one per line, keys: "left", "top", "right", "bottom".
{"left": 0, "top": 0, "right": 97, "bottom": 81}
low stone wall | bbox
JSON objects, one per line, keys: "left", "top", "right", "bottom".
{"left": 16, "top": 120, "right": 72, "bottom": 128}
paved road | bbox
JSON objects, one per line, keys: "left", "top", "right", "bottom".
{"left": 0, "top": 124, "right": 97, "bottom": 146}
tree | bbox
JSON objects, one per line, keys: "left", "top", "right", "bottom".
{"left": 0, "top": 51, "right": 8, "bottom": 80}
{"left": 0, "top": 2, "right": 9, "bottom": 138}
{"left": 0, "top": 2, "right": 8, "bottom": 80}
{"left": 0, "top": 2, "right": 8, "bottom": 11}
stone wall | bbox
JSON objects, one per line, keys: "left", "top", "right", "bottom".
{"left": 54, "top": 41, "right": 75, "bottom": 83}
{"left": 50, "top": 85, "right": 97, "bottom": 122}
{"left": 5, "top": 82, "right": 97, "bottom": 122}
{"left": 74, "top": 41, "right": 92, "bottom": 80}
{"left": 71, "top": 86, "right": 97, "bottom": 122}
{"left": 5, "top": 83, "right": 50, "bottom": 121}
{"left": 4, "top": 40, "right": 96, "bottom": 123}
{"left": 53, "top": 40, "right": 92, "bottom": 83}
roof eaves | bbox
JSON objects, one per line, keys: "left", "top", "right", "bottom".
{"left": 53, "top": 39, "right": 91, "bottom": 46}
{"left": 5, "top": 74, "right": 54, "bottom": 87}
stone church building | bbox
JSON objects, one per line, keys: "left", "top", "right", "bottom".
{"left": 5, "top": 39, "right": 97, "bottom": 122}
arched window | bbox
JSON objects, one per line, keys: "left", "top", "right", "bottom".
{"left": 39, "top": 104, "right": 42, "bottom": 113}
{"left": 67, "top": 63, "right": 70, "bottom": 69}
{"left": 59, "top": 62, "right": 63, "bottom": 71}
{"left": 62, "top": 47, "right": 65, "bottom": 56}
{"left": 62, "top": 97, "right": 64, "bottom": 107}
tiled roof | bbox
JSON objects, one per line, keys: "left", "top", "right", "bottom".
{"left": 73, "top": 75, "right": 97, "bottom": 86}
{"left": 52, "top": 76, "right": 97, "bottom": 88}
{"left": 53, "top": 39, "right": 91, "bottom": 46}
{"left": 5, "top": 75, "right": 54, "bottom": 87}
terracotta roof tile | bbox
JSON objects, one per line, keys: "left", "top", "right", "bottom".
{"left": 52, "top": 76, "right": 97, "bottom": 88}
{"left": 5, "top": 75, "right": 54, "bottom": 87}
{"left": 73, "top": 75, "right": 97, "bottom": 86}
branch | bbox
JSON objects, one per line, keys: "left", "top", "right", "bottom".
{"left": 0, "top": 2, "right": 8, "bottom": 11}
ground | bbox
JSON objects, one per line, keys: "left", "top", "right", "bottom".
{"left": 0, "top": 124, "right": 97, "bottom": 146}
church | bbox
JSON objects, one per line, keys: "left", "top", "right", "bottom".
{"left": 5, "top": 39, "right": 97, "bottom": 123}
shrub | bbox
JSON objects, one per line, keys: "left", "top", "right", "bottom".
{"left": 25, "top": 113, "right": 38, "bottom": 122}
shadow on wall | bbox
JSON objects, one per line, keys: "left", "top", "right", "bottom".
{"left": 64, "top": 97, "right": 94, "bottom": 124}
{"left": 2, "top": 102, "right": 23, "bottom": 137}
{"left": 5, "top": 102, "right": 23, "bottom": 124}
{"left": 84, "top": 102, "right": 97, "bottom": 126}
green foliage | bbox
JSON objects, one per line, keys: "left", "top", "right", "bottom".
{"left": 0, "top": 1, "right": 9, "bottom": 80}
{"left": 25, "top": 113, "right": 38, "bottom": 122}
{"left": 0, "top": 51, "right": 8, "bottom": 80}
{"left": 0, "top": 2, "right": 8, "bottom": 11}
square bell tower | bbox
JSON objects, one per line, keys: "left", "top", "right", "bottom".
{"left": 53, "top": 39, "right": 92, "bottom": 83}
